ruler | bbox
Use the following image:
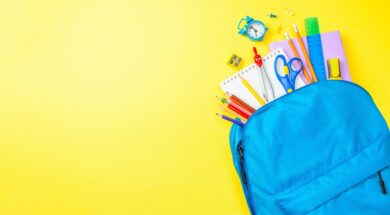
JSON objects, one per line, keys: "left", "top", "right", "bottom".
{"left": 305, "top": 17, "right": 327, "bottom": 81}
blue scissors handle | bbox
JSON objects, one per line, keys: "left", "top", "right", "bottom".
{"left": 274, "top": 55, "right": 303, "bottom": 93}
{"left": 274, "top": 55, "right": 293, "bottom": 93}
{"left": 287, "top": 57, "right": 303, "bottom": 90}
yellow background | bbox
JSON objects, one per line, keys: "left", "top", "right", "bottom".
{"left": 0, "top": 0, "right": 389, "bottom": 214}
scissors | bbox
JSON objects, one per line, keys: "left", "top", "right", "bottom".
{"left": 273, "top": 55, "right": 303, "bottom": 93}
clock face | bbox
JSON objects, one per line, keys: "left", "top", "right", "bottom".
{"left": 247, "top": 22, "right": 266, "bottom": 39}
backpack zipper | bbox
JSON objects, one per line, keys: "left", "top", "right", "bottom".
{"left": 238, "top": 144, "right": 247, "bottom": 185}
{"left": 238, "top": 142, "right": 256, "bottom": 214}
{"left": 378, "top": 171, "right": 387, "bottom": 194}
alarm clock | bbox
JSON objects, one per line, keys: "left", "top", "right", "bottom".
{"left": 238, "top": 16, "right": 268, "bottom": 41}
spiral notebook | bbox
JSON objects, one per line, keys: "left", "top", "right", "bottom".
{"left": 220, "top": 48, "right": 305, "bottom": 109}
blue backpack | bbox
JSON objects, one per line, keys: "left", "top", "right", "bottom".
{"left": 229, "top": 81, "right": 390, "bottom": 214}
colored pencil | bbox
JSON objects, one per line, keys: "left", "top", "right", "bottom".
{"left": 238, "top": 75, "right": 266, "bottom": 106}
{"left": 217, "top": 95, "right": 254, "bottom": 114}
{"left": 293, "top": 24, "right": 318, "bottom": 82}
{"left": 220, "top": 106, "right": 247, "bottom": 122}
{"left": 285, "top": 32, "right": 312, "bottom": 84}
{"left": 217, "top": 96, "right": 251, "bottom": 119}
{"left": 216, "top": 113, "right": 245, "bottom": 126}
{"left": 226, "top": 102, "right": 251, "bottom": 119}
{"left": 225, "top": 92, "right": 256, "bottom": 113}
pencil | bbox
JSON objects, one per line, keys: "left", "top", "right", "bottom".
{"left": 220, "top": 106, "right": 247, "bottom": 122}
{"left": 217, "top": 95, "right": 255, "bottom": 114}
{"left": 293, "top": 24, "right": 318, "bottom": 82}
{"left": 227, "top": 103, "right": 250, "bottom": 119}
{"left": 216, "top": 113, "right": 245, "bottom": 126}
{"left": 238, "top": 75, "right": 266, "bottom": 106}
{"left": 285, "top": 32, "right": 312, "bottom": 84}
{"left": 225, "top": 92, "right": 256, "bottom": 113}
{"left": 217, "top": 96, "right": 252, "bottom": 119}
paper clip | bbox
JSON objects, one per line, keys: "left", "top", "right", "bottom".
{"left": 285, "top": 8, "right": 295, "bottom": 16}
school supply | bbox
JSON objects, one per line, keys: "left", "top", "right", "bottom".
{"left": 327, "top": 58, "right": 342, "bottom": 80}
{"left": 285, "top": 8, "right": 295, "bottom": 16}
{"left": 270, "top": 31, "right": 351, "bottom": 81}
{"left": 216, "top": 113, "right": 245, "bottom": 126}
{"left": 229, "top": 81, "right": 390, "bottom": 214}
{"left": 227, "top": 54, "right": 243, "bottom": 69}
{"left": 225, "top": 92, "right": 256, "bottom": 113}
{"left": 217, "top": 96, "right": 252, "bottom": 119}
{"left": 305, "top": 17, "right": 320, "bottom": 35}
{"left": 253, "top": 47, "right": 274, "bottom": 102}
{"left": 274, "top": 55, "right": 303, "bottom": 93}
{"left": 220, "top": 48, "right": 306, "bottom": 109}
{"left": 293, "top": 24, "right": 318, "bottom": 82}
{"left": 285, "top": 32, "right": 312, "bottom": 84}
{"left": 305, "top": 17, "right": 327, "bottom": 81}
{"left": 238, "top": 16, "right": 268, "bottom": 41}
{"left": 219, "top": 96, "right": 255, "bottom": 114}
{"left": 220, "top": 106, "right": 247, "bottom": 122}
{"left": 276, "top": 22, "right": 282, "bottom": 34}
{"left": 239, "top": 75, "right": 266, "bottom": 106}
{"left": 252, "top": 48, "right": 267, "bottom": 102}
{"left": 267, "top": 13, "right": 277, "bottom": 18}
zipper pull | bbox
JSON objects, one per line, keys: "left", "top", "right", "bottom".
{"left": 378, "top": 171, "right": 387, "bottom": 195}
{"left": 238, "top": 143, "right": 247, "bottom": 185}
{"left": 238, "top": 144, "right": 244, "bottom": 160}
{"left": 241, "top": 169, "right": 248, "bottom": 185}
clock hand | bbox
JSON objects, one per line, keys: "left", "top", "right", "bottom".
{"left": 249, "top": 26, "right": 258, "bottom": 33}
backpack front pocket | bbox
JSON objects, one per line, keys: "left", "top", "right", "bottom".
{"left": 275, "top": 133, "right": 390, "bottom": 214}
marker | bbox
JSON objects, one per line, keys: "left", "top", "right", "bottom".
{"left": 293, "top": 24, "right": 318, "bottom": 82}
{"left": 238, "top": 75, "right": 266, "bottom": 106}
{"left": 216, "top": 113, "right": 245, "bottom": 127}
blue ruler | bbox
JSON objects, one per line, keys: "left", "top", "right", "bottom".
{"left": 305, "top": 18, "right": 327, "bottom": 81}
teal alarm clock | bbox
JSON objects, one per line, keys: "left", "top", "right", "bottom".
{"left": 238, "top": 16, "right": 268, "bottom": 41}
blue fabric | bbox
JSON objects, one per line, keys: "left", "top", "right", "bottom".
{"left": 229, "top": 81, "right": 390, "bottom": 215}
